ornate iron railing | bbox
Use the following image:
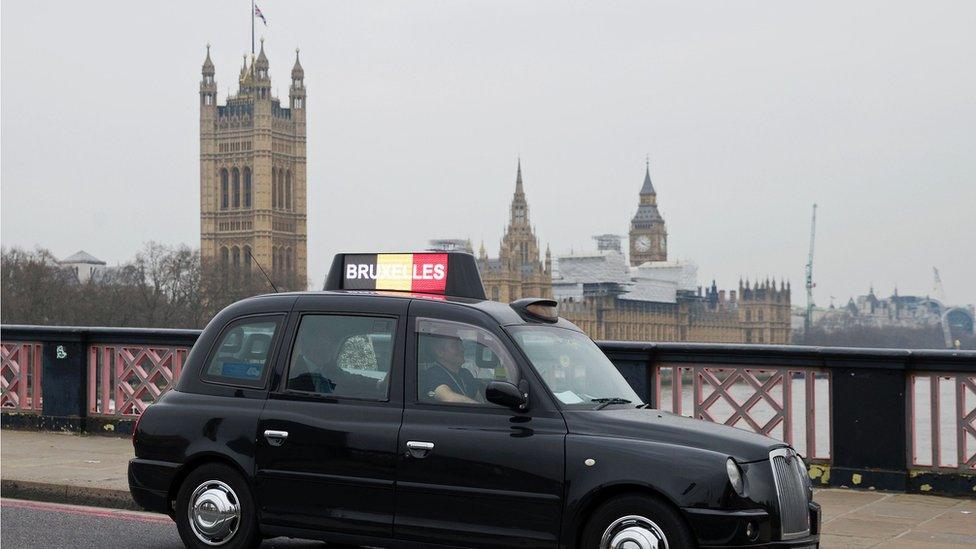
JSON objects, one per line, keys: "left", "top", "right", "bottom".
{"left": 908, "top": 372, "right": 976, "bottom": 470}
{"left": 88, "top": 344, "right": 189, "bottom": 417}
{"left": 0, "top": 342, "right": 43, "bottom": 412}
{"left": 652, "top": 363, "right": 830, "bottom": 460}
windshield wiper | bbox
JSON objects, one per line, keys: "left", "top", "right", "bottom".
{"left": 591, "top": 397, "right": 632, "bottom": 410}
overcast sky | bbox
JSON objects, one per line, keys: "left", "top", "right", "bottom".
{"left": 2, "top": 1, "right": 974, "bottom": 306}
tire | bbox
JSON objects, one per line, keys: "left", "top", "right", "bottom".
{"left": 175, "top": 463, "right": 260, "bottom": 549}
{"left": 580, "top": 494, "right": 695, "bottom": 549}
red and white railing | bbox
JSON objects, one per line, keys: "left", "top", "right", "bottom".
{"left": 88, "top": 344, "right": 189, "bottom": 417}
{"left": 653, "top": 364, "right": 831, "bottom": 461}
{"left": 909, "top": 372, "right": 976, "bottom": 470}
{"left": 0, "top": 342, "right": 43, "bottom": 412}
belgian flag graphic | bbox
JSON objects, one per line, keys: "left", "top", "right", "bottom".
{"left": 342, "top": 253, "right": 449, "bottom": 294}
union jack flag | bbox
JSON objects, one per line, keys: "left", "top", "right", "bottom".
{"left": 254, "top": 4, "right": 267, "bottom": 26}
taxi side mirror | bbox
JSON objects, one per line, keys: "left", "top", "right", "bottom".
{"left": 486, "top": 381, "right": 527, "bottom": 410}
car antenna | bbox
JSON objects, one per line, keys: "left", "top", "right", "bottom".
{"left": 246, "top": 249, "right": 280, "bottom": 293}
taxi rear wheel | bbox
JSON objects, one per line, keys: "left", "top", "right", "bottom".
{"left": 175, "top": 463, "right": 260, "bottom": 549}
{"left": 581, "top": 494, "right": 695, "bottom": 549}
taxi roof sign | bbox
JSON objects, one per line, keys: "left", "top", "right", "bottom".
{"left": 324, "top": 252, "right": 487, "bottom": 300}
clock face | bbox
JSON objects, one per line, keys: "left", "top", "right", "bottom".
{"left": 635, "top": 235, "right": 652, "bottom": 252}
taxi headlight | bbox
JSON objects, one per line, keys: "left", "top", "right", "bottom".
{"left": 726, "top": 458, "right": 745, "bottom": 496}
{"left": 796, "top": 454, "right": 813, "bottom": 491}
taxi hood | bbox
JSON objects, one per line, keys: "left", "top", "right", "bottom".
{"left": 564, "top": 407, "right": 783, "bottom": 462}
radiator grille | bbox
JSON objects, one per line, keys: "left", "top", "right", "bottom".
{"left": 770, "top": 448, "right": 810, "bottom": 539}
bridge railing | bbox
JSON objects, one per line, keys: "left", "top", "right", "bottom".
{"left": 599, "top": 341, "right": 975, "bottom": 495}
{"left": 2, "top": 325, "right": 974, "bottom": 495}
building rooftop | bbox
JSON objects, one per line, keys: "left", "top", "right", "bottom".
{"left": 60, "top": 251, "right": 105, "bottom": 265}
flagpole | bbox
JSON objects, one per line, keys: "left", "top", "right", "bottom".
{"left": 251, "top": 0, "right": 255, "bottom": 56}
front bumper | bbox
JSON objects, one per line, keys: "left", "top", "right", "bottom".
{"left": 127, "top": 458, "right": 180, "bottom": 516}
{"left": 683, "top": 502, "right": 821, "bottom": 548}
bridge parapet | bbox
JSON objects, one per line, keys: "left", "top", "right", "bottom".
{"left": 2, "top": 325, "right": 974, "bottom": 495}
{"left": 600, "top": 341, "right": 976, "bottom": 496}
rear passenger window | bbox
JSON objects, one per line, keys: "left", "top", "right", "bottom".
{"left": 203, "top": 317, "right": 281, "bottom": 387}
{"left": 287, "top": 315, "right": 397, "bottom": 400}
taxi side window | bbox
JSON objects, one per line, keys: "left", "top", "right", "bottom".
{"left": 287, "top": 315, "right": 397, "bottom": 400}
{"left": 416, "top": 318, "right": 518, "bottom": 406}
{"left": 203, "top": 317, "right": 280, "bottom": 387}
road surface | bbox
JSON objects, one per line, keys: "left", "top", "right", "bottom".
{"left": 0, "top": 499, "right": 356, "bottom": 548}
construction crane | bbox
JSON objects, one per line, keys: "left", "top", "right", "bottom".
{"left": 804, "top": 204, "right": 817, "bottom": 333}
{"left": 933, "top": 267, "right": 947, "bottom": 302}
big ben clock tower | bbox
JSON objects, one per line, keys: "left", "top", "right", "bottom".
{"left": 628, "top": 159, "right": 667, "bottom": 266}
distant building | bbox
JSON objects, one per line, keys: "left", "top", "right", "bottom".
{"left": 59, "top": 251, "right": 108, "bottom": 284}
{"left": 807, "top": 287, "right": 975, "bottom": 339}
{"left": 199, "top": 40, "right": 308, "bottom": 288}
{"left": 476, "top": 161, "right": 553, "bottom": 302}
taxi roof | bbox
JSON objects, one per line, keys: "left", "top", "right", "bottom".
{"left": 243, "top": 290, "right": 582, "bottom": 330}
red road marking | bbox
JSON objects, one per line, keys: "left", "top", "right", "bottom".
{"left": 0, "top": 498, "right": 172, "bottom": 524}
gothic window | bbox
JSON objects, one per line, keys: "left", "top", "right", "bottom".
{"left": 758, "top": 309, "right": 764, "bottom": 322}
{"left": 272, "top": 246, "right": 278, "bottom": 271}
{"left": 746, "top": 309, "right": 752, "bottom": 322}
{"left": 243, "top": 167, "right": 252, "bottom": 208}
{"left": 286, "top": 248, "right": 293, "bottom": 272}
{"left": 220, "top": 247, "right": 229, "bottom": 270}
{"left": 243, "top": 245, "right": 252, "bottom": 280}
{"left": 232, "top": 168, "right": 241, "bottom": 208}
{"left": 278, "top": 169, "right": 285, "bottom": 210}
{"left": 220, "top": 169, "right": 229, "bottom": 209}
{"left": 232, "top": 246, "right": 241, "bottom": 276}
{"left": 285, "top": 170, "right": 292, "bottom": 211}
{"left": 492, "top": 286, "right": 499, "bottom": 301}
{"left": 272, "top": 169, "right": 278, "bottom": 209}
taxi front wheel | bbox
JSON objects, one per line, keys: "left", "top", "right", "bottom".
{"left": 175, "top": 463, "right": 260, "bottom": 549}
{"left": 581, "top": 494, "right": 695, "bottom": 549}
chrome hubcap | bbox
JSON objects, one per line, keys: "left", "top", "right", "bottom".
{"left": 601, "top": 515, "right": 668, "bottom": 549}
{"left": 188, "top": 480, "right": 240, "bottom": 546}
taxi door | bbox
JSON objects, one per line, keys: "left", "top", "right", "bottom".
{"left": 394, "top": 300, "right": 567, "bottom": 548}
{"left": 255, "top": 294, "right": 407, "bottom": 539}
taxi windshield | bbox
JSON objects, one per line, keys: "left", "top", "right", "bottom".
{"left": 507, "top": 326, "right": 643, "bottom": 409}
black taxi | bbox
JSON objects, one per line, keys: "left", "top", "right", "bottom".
{"left": 129, "top": 252, "right": 821, "bottom": 549}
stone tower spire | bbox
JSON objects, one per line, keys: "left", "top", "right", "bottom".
{"left": 202, "top": 44, "right": 215, "bottom": 77}
{"left": 478, "top": 158, "right": 553, "bottom": 302}
{"left": 628, "top": 157, "right": 668, "bottom": 266}
{"left": 253, "top": 38, "right": 271, "bottom": 97}
{"left": 510, "top": 158, "right": 529, "bottom": 227}
{"left": 290, "top": 48, "right": 306, "bottom": 110}
{"left": 640, "top": 157, "right": 656, "bottom": 202}
{"left": 200, "top": 45, "right": 217, "bottom": 107}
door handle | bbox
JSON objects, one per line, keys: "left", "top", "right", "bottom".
{"left": 405, "top": 440, "right": 434, "bottom": 458}
{"left": 264, "top": 430, "right": 289, "bottom": 447}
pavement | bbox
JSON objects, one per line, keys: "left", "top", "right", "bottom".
{"left": 2, "top": 429, "right": 975, "bottom": 548}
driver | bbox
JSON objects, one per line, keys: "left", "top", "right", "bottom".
{"left": 421, "top": 334, "right": 481, "bottom": 403}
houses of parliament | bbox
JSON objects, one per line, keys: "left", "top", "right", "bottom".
{"left": 465, "top": 161, "right": 791, "bottom": 345}
{"left": 195, "top": 41, "right": 789, "bottom": 343}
